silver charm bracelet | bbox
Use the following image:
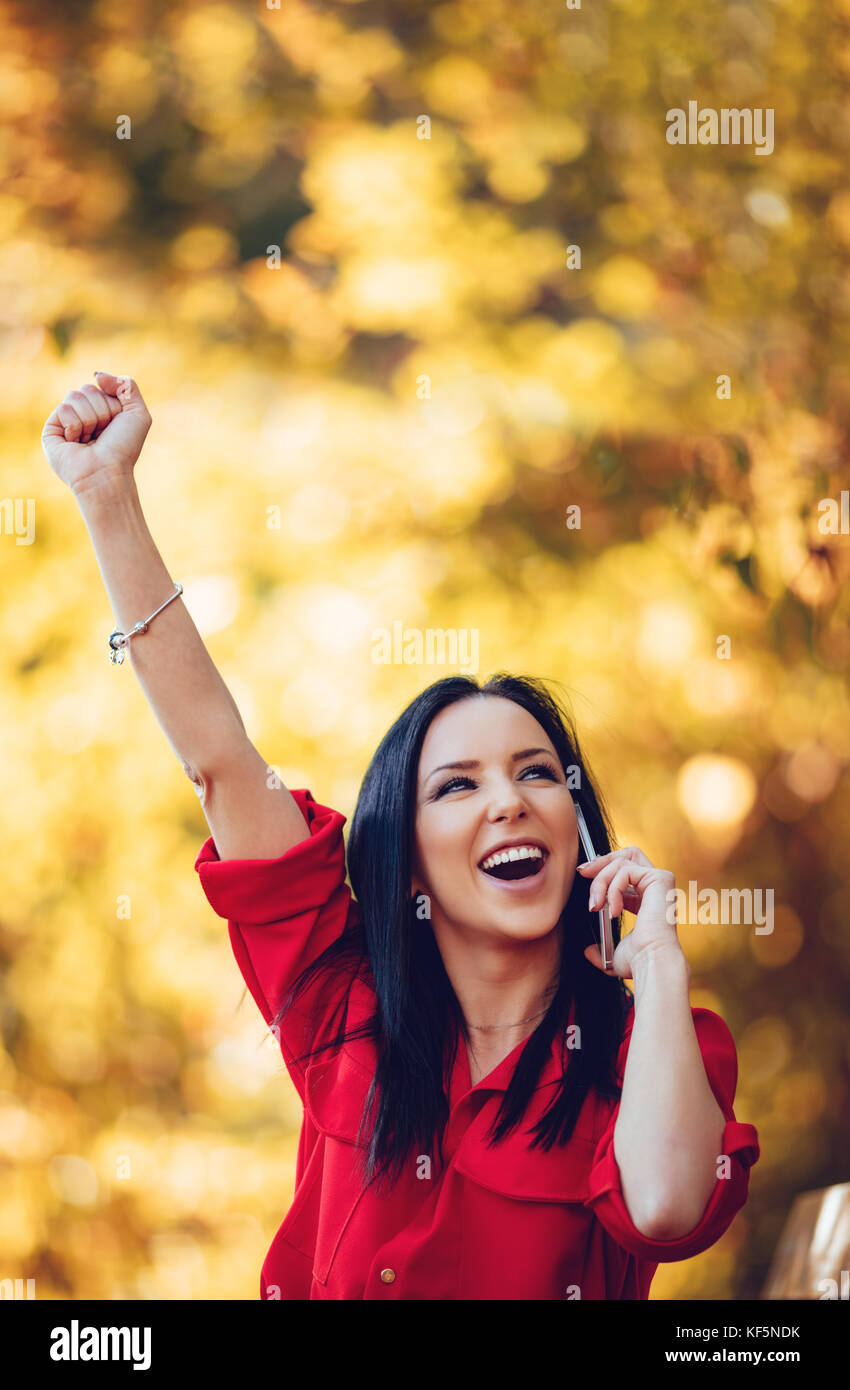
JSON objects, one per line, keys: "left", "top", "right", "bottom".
{"left": 108, "top": 582, "right": 183, "bottom": 665}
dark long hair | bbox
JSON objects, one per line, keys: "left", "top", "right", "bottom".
{"left": 271, "top": 673, "right": 632, "bottom": 1198}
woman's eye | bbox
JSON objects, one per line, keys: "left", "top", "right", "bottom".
{"left": 436, "top": 778, "right": 474, "bottom": 800}
{"left": 516, "top": 761, "right": 558, "bottom": 783}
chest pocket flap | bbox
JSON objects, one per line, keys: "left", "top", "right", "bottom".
{"left": 304, "top": 1044, "right": 375, "bottom": 1146}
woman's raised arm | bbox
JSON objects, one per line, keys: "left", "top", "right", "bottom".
{"left": 41, "top": 371, "right": 309, "bottom": 861}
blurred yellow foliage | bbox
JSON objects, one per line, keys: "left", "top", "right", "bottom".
{"left": 0, "top": 0, "right": 846, "bottom": 1303}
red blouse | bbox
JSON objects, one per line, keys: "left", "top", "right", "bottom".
{"left": 194, "top": 788, "right": 760, "bottom": 1300}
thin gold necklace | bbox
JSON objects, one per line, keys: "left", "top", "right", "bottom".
{"left": 467, "top": 1004, "right": 550, "bottom": 1031}
{"left": 466, "top": 982, "right": 558, "bottom": 1031}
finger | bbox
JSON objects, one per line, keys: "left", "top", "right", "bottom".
{"left": 577, "top": 851, "right": 619, "bottom": 872}
{"left": 42, "top": 404, "right": 71, "bottom": 438}
{"left": 586, "top": 862, "right": 621, "bottom": 908}
{"left": 94, "top": 371, "right": 148, "bottom": 416}
{"left": 56, "top": 401, "right": 86, "bottom": 441}
{"left": 74, "top": 384, "right": 114, "bottom": 436}
{"left": 577, "top": 849, "right": 636, "bottom": 877}
{"left": 64, "top": 389, "right": 99, "bottom": 442}
{"left": 588, "top": 860, "right": 641, "bottom": 912}
{"left": 92, "top": 370, "right": 124, "bottom": 393}
{"left": 606, "top": 866, "right": 636, "bottom": 918}
{"left": 578, "top": 849, "right": 653, "bottom": 892}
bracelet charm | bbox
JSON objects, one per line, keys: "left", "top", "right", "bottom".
{"left": 107, "top": 583, "right": 183, "bottom": 665}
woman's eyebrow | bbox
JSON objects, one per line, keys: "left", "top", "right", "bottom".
{"left": 423, "top": 747, "right": 552, "bottom": 785}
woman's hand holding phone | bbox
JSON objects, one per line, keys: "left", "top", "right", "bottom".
{"left": 578, "top": 847, "right": 682, "bottom": 979}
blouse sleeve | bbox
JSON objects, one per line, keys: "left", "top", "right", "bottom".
{"left": 584, "top": 1006, "right": 760, "bottom": 1263}
{"left": 193, "top": 788, "right": 357, "bottom": 1097}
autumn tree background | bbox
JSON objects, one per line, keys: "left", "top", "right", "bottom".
{"left": 1, "top": 0, "right": 849, "bottom": 1299}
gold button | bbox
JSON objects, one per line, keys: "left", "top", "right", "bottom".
{"left": 380, "top": 1268, "right": 396, "bottom": 1283}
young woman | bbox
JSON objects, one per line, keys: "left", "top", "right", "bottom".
{"left": 42, "top": 373, "right": 760, "bottom": 1300}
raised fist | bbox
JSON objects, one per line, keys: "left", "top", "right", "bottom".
{"left": 41, "top": 371, "right": 152, "bottom": 496}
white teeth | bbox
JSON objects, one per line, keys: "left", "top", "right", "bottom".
{"left": 479, "top": 845, "right": 545, "bottom": 871}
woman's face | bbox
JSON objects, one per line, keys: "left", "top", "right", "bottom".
{"left": 412, "top": 696, "right": 580, "bottom": 943}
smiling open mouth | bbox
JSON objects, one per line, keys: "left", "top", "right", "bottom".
{"left": 479, "top": 849, "right": 549, "bottom": 881}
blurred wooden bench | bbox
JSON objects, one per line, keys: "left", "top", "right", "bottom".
{"left": 762, "top": 1182, "right": 850, "bottom": 1299}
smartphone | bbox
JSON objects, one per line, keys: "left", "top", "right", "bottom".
{"left": 574, "top": 803, "right": 615, "bottom": 971}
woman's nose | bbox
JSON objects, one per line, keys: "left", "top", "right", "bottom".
{"left": 487, "top": 786, "right": 528, "bottom": 818}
